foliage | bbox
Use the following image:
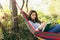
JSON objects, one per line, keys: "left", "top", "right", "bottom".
{"left": 0, "top": 0, "right": 60, "bottom": 40}
{"left": 0, "top": 9, "right": 60, "bottom": 40}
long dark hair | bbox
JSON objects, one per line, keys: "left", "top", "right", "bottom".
{"left": 28, "top": 10, "right": 41, "bottom": 23}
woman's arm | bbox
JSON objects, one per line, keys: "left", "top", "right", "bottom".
{"left": 38, "top": 22, "right": 47, "bottom": 31}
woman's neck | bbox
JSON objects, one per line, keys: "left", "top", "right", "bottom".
{"left": 30, "top": 19, "right": 36, "bottom": 23}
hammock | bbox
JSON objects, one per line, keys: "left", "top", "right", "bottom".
{"left": 14, "top": 0, "right": 60, "bottom": 40}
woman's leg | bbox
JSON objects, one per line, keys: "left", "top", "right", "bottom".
{"left": 48, "top": 24, "right": 60, "bottom": 33}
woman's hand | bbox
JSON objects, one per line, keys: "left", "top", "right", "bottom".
{"left": 38, "top": 22, "right": 47, "bottom": 30}
{"left": 41, "top": 22, "right": 47, "bottom": 29}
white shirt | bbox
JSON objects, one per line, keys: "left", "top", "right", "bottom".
{"left": 29, "top": 21, "right": 46, "bottom": 32}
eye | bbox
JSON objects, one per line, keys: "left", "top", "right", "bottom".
{"left": 32, "top": 13, "right": 36, "bottom": 16}
{"left": 32, "top": 14, "right": 35, "bottom": 16}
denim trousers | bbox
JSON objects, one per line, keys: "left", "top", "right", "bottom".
{"left": 48, "top": 24, "right": 60, "bottom": 33}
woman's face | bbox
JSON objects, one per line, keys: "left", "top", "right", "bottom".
{"left": 31, "top": 12, "right": 36, "bottom": 20}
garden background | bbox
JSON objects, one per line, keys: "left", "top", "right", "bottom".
{"left": 0, "top": 0, "right": 60, "bottom": 40}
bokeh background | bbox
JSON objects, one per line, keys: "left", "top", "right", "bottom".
{"left": 0, "top": 0, "right": 60, "bottom": 40}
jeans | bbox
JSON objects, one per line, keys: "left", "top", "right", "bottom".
{"left": 48, "top": 24, "right": 60, "bottom": 33}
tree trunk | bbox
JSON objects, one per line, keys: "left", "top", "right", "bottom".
{"left": 21, "top": 0, "right": 25, "bottom": 10}
{"left": 11, "top": 0, "right": 18, "bottom": 32}
{"left": 26, "top": 0, "right": 28, "bottom": 12}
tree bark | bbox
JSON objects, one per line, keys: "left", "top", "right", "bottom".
{"left": 0, "top": 3, "right": 3, "bottom": 9}
{"left": 11, "top": 0, "right": 18, "bottom": 32}
{"left": 26, "top": 0, "right": 28, "bottom": 12}
{"left": 21, "top": 0, "right": 25, "bottom": 10}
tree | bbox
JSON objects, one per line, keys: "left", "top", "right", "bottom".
{"left": 11, "top": 0, "right": 18, "bottom": 32}
{"left": 26, "top": 0, "right": 28, "bottom": 12}
{"left": 21, "top": 0, "right": 28, "bottom": 12}
{"left": 0, "top": 3, "right": 3, "bottom": 9}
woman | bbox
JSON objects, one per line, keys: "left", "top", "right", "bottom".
{"left": 28, "top": 10, "right": 60, "bottom": 33}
